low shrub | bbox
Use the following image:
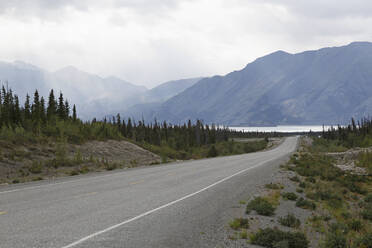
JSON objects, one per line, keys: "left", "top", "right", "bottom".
{"left": 355, "top": 233, "right": 372, "bottom": 248}
{"left": 250, "top": 228, "right": 309, "bottom": 248}
{"left": 278, "top": 213, "right": 301, "bottom": 228}
{"left": 299, "top": 182, "right": 306, "bottom": 188}
{"left": 365, "top": 193, "right": 372, "bottom": 203}
{"left": 28, "top": 161, "right": 43, "bottom": 174}
{"left": 246, "top": 197, "right": 276, "bottom": 216}
{"left": 348, "top": 219, "right": 363, "bottom": 232}
{"left": 290, "top": 176, "right": 300, "bottom": 182}
{"left": 282, "top": 192, "right": 298, "bottom": 201}
{"left": 239, "top": 230, "right": 248, "bottom": 239}
{"left": 361, "top": 204, "right": 372, "bottom": 221}
{"left": 305, "top": 177, "right": 316, "bottom": 183}
{"left": 229, "top": 218, "right": 249, "bottom": 230}
{"left": 207, "top": 145, "right": 218, "bottom": 157}
{"left": 324, "top": 232, "right": 347, "bottom": 248}
{"left": 265, "top": 183, "right": 282, "bottom": 190}
{"left": 296, "top": 188, "right": 304, "bottom": 193}
{"left": 296, "top": 197, "right": 316, "bottom": 210}
{"left": 292, "top": 153, "right": 343, "bottom": 181}
{"left": 105, "top": 163, "right": 118, "bottom": 171}
{"left": 338, "top": 174, "right": 367, "bottom": 195}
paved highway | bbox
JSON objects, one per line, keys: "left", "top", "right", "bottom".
{"left": 0, "top": 136, "right": 298, "bottom": 248}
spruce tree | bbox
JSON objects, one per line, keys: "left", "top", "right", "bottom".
{"left": 31, "top": 90, "right": 41, "bottom": 123}
{"left": 57, "top": 92, "right": 65, "bottom": 119}
{"left": 64, "top": 100, "right": 70, "bottom": 119}
{"left": 47, "top": 89, "right": 57, "bottom": 120}
{"left": 24, "top": 94, "right": 31, "bottom": 120}
{"left": 72, "top": 104, "right": 77, "bottom": 122}
{"left": 13, "top": 95, "right": 21, "bottom": 125}
{"left": 116, "top": 113, "right": 121, "bottom": 129}
{"left": 40, "top": 97, "right": 46, "bottom": 124}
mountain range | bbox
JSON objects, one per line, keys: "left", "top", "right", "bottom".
{"left": 1, "top": 42, "right": 372, "bottom": 125}
{"left": 0, "top": 61, "right": 201, "bottom": 120}
{"left": 132, "top": 42, "right": 372, "bottom": 125}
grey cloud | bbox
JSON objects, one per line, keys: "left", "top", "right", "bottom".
{"left": 247, "top": 0, "right": 372, "bottom": 19}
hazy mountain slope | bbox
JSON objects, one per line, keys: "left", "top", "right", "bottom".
{"left": 48, "top": 67, "right": 147, "bottom": 119}
{"left": 122, "top": 77, "right": 203, "bottom": 120}
{"left": 0, "top": 61, "right": 202, "bottom": 120}
{"left": 0, "top": 62, "right": 147, "bottom": 119}
{"left": 145, "top": 77, "right": 202, "bottom": 102}
{"left": 0, "top": 61, "right": 50, "bottom": 98}
{"left": 153, "top": 42, "right": 372, "bottom": 125}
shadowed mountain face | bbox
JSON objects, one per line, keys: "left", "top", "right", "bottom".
{"left": 148, "top": 42, "right": 372, "bottom": 125}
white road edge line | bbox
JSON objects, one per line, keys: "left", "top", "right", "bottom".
{"left": 61, "top": 156, "right": 276, "bottom": 248}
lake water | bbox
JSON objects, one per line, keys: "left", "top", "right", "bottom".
{"left": 229, "top": 125, "right": 334, "bottom": 133}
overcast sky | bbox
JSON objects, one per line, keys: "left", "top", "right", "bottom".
{"left": 0, "top": 0, "right": 371, "bottom": 88}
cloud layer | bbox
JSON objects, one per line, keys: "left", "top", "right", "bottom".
{"left": 0, "top": 0, "right": 371, "bottom": 87}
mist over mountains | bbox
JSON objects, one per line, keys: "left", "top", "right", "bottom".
{"left": 1, "top": 42, "right": 372, "bottom": 125}
{"left": 0, "top": 61, "right": 201, "bottom": 120}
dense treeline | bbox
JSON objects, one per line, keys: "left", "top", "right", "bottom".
{"left": 0, "top": 86, "right": 267, "bottom": 153}
{"left": 321, "top": 117, "right": 372, "bottom": 148}
{"left": 0, "top": 86, "right": 77, "bottom": 137}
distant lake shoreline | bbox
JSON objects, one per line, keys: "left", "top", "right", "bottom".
{"left": 229, "top": 125, "right": 337, "bottom": 133}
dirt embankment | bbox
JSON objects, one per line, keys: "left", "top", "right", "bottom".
{"left": 0, "top": 140, "right": 160, "bottom": 184}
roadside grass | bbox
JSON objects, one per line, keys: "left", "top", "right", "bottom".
{"left": 141, "top": 139, "right": 268, "bottom": 161}
{"left": 310, "top": 137, "right": 348, "bottom": 153}
{"left": 284, "top": 139, "right": 372, "bottom": 246}
{"left": 250, "top": 228, "right": 309, "bottom": 248}
{"left": 265, "top": 183, "right": 283, "bottom": 190}
{"left": 246, "top": 196, "right": 276, "bottom": 216}
{"left": 278, "top": 213, "right": 301, "bottom": 228}
{"left": 282, "top": 192, "right": 298, "bottom": 201}
{"left": 229, "top": 218, "right": 249, "bottom": 230}
{"left": 296, "top": 197, "right": 316, "bottom": 210}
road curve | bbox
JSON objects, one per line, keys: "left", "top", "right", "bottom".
{"left": 0, "top": 136, "right": 298, "bottom": 248}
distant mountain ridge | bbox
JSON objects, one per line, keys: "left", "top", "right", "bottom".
{"left": 3, "top": 42, "right": 372, "bottom": 125}
{"left": 0, "top": 61, "right": 202, "bottom": 120}
{"left": 141, "top": 42, "right": 372, "bottom": 125}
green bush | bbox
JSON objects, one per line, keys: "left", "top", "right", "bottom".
{"left": 229, "top": 218, "right": 249, "bottom": 230}
{"left": 278, "top": 213, "right": 301, "bottom": 228}
{"left": 348, "top": 219, "right": 363, "bottom": 232}
{"left": 361, "top": 204, "right": 372, "bottom": 221}
{"left": 207, "top": 145, "right": 218, "bottom": 157}
{"left": 243, "top": 140, "right": 267, "bottom": 153}
{"left": 290, "top": 176, "right": 300, "bottom": 182}
{"left": 324, "top": 232, "right": 347, "bottom": 248}
{"left": 323, "top": 223, "right": 349, "bottom": 247}
{"left": 296, "top": 197, "right": 316, "bottom": 210}
{"left": 265, "top": 183, "right": 281, "bottom": 190}
{"left": 364, "top": 193, "right": 372, "bottom": 203}
{"left": 246, "top": 197, "right": 276, "bottom": 216}
{"left": 296, "top": 188, "right": 304, "bottom": 193}
{"left": 250, "top": 228, "right": 308, "bottom": 248}
{"left": 338, "top": 174, "right": 367, "bottom": 195}
{"left": 355, "top": 233, "right": 372, "bottom": 248}
{"left": 293, "top": 153, "right": 343, "bottom": 181}
{"left": 28, "top": 161, "right": 43, "bottom": 174}
{"left": 282, "top": 192, "right": 298, "bottom": 201}
{"left": 299, "top": 182, "right": 306, "bottom": 188}
{"left": 305, "top": 177, "right": 316, "bottom": 183}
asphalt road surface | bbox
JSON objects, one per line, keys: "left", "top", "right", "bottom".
{"left": 0, "top": 136, "right": 298, "bottom": 248}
